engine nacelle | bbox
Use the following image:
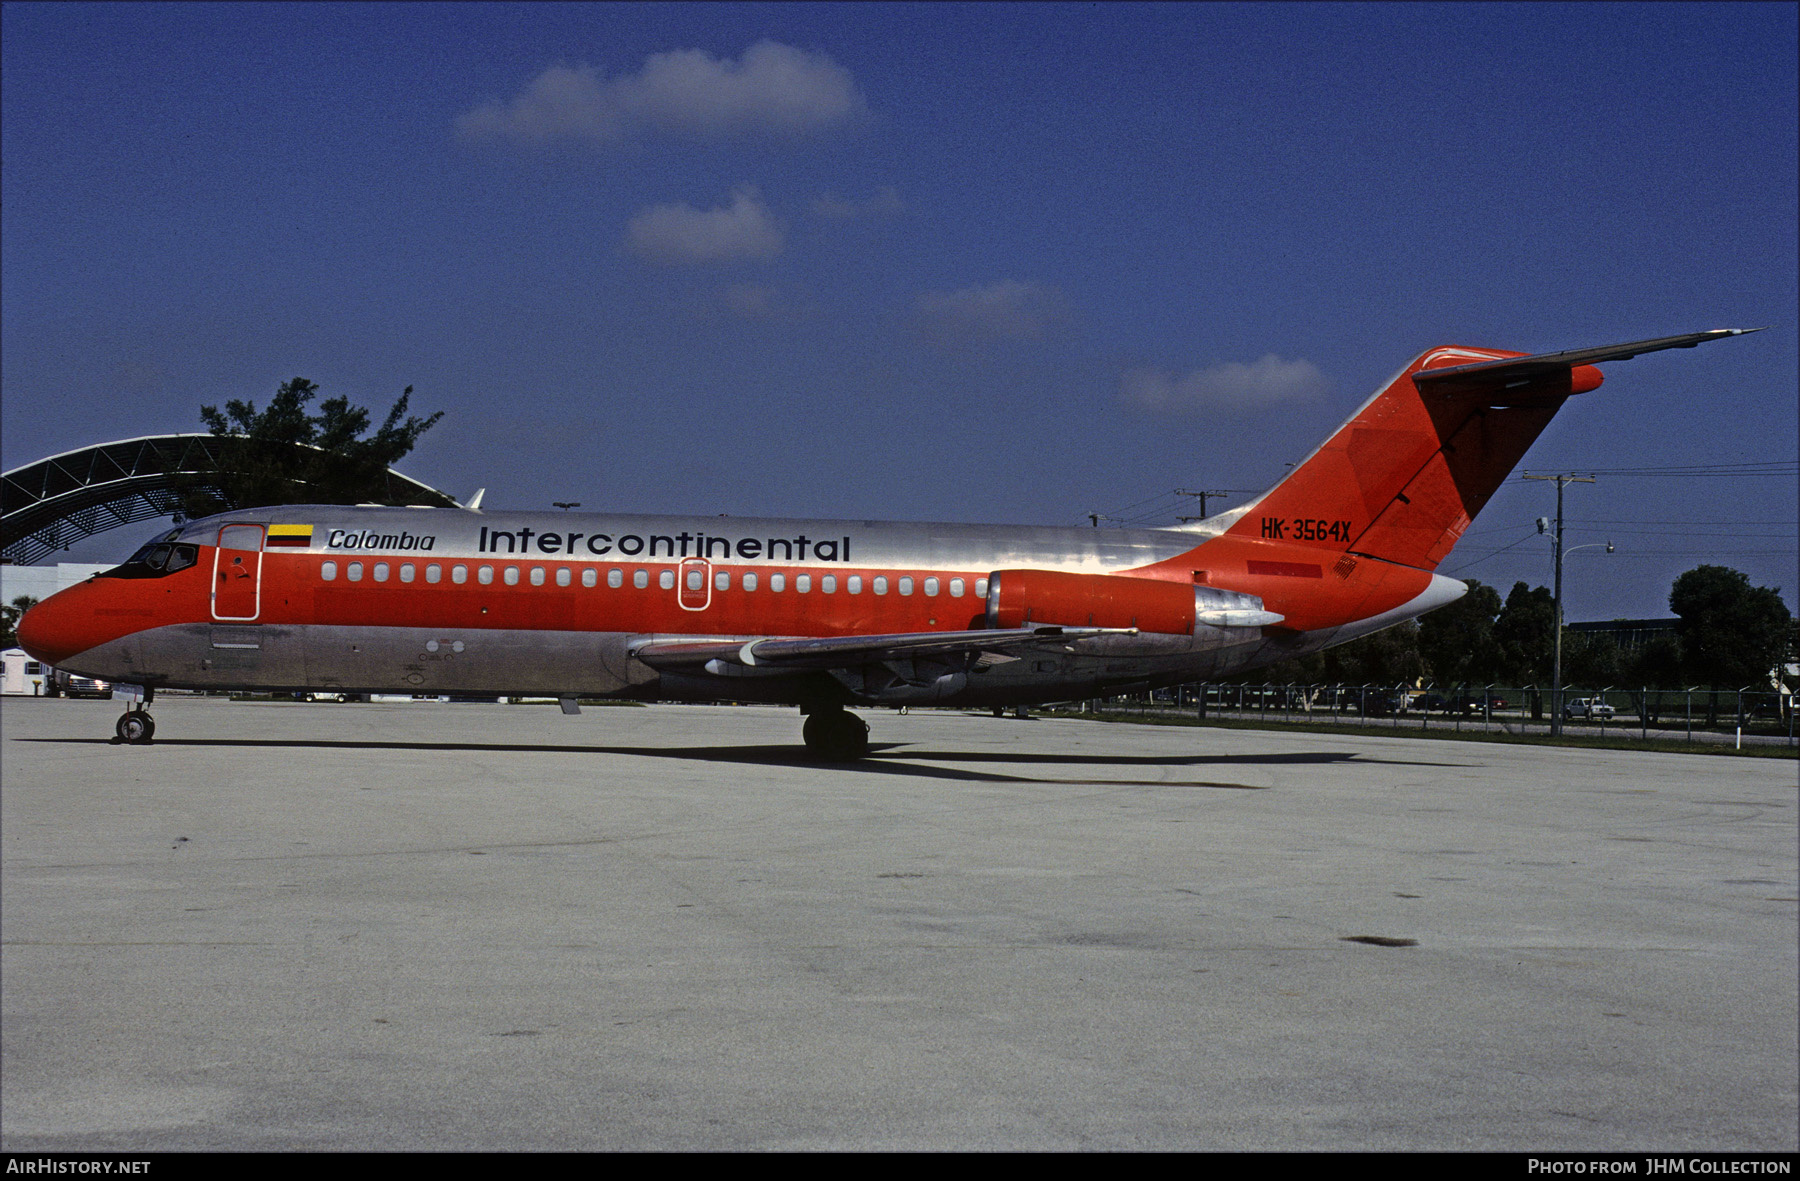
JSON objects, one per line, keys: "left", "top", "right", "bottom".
{"left": 984, "top": 570, "right": 1282, "bottom": 635}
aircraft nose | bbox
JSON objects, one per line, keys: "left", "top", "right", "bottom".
{"left": 16, "top": 593, "right": 86, "bottom": 667}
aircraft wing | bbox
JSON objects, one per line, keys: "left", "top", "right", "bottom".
{"left": 632, "top": 625, "right": 1136, "bottom": 674}
{"left": 1413, "top": 327, "right": 1764, "bottom": 394}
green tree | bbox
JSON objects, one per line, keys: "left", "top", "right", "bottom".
{"left": 1300, "top": 620, "right": 1426, "bottom": 685}
{"left": 1418, "top": 579, "right": 1503, "bottom": 684}
{"left": 1562, "top": 629, "right": 1623, "bottom": 688}
{"left": 1669, "top": 565, "right": 1793, "bottom": 689}
{"left": 1624, "top": 632, "right": 1685, "bottom": 689}
{"left": 1492, "top": 582, "right": 1555, "bottom": 717}
{"left": 180, "top": 378, "right": 450, "bottom": 515}
{"left": 1493, "top": 582, "right": 1555, "bottom": 684}
{"left": 1, "top": 596, "right": 39, "bottom": 649}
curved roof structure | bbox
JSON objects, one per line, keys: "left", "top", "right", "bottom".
{"left": 2, "top": 434, "right": 455, "bottom": 565}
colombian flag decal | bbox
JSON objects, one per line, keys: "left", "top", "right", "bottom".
{"left": 266, "top": 524, "right": 314, "bottom": 548}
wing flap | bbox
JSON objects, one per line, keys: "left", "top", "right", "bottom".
{"left": 633, "top": 625, "right": 1135, "bottom": 674}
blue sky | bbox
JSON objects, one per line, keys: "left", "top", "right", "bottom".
{"left": 4, "top": 2, "right": 1795, "bottom": 620}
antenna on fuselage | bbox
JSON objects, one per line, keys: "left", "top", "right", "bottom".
{"left": 462, "top": 488, "right": 486, "bottom": 513}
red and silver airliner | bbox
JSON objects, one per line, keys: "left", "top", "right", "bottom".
{"left": 17, "top": 329, "right": 1756, "bottom": 757}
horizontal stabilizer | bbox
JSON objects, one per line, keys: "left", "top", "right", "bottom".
{"left": 1413, "top": 328, "right": 1763, "bottom": 394}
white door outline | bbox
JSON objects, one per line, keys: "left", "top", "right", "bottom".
{"left": 212, "top": 524, "right": 265, "bottom": 621}
{"left": 677, "top": 557, "right": 712, "bottom": 611}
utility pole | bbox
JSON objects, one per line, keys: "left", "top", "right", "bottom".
{"left": 1524, "top": 472, "right": 1594, "bottom": 735}
{"left": 1174, "top": 489, "right": 1243, "bottom": 523}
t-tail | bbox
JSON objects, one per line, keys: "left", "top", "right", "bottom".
{"left": 1221, "top": 329, "right": 1762, "bottom": 571}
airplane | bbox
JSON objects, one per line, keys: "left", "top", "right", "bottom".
{"left": 17, "top": 328, "right": 1759, "bottom": 759}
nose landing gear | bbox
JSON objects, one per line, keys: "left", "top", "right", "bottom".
{"left": 111, "top": 685, "right": 156, "bottom": 744}
{"left": 114, "top": 706, "right": 155, "bottom": 744}
{"left": 802, "top": 705, "right": 869, "bottom": 761}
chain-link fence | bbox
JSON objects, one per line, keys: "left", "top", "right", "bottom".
{"left": 1071, "top": 682, "right": 1797, "bottom": 749}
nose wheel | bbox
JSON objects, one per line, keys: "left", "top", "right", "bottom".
{"left": 114, "top": 708, "right": 155, "bottom": 745}
{"left": 802, "top": 706, "right": 869, "bottom": 761}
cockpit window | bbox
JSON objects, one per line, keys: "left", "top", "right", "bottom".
{"left": 103, "top": 534, "right": 200, "bottom": 580}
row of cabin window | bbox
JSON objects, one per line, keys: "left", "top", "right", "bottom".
{"left": 318, "top": 560, "right": 987, "bottom": 599}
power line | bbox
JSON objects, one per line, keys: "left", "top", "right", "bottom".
{"left": 1535, "top": 461, "right": 1795, "bottom": 478}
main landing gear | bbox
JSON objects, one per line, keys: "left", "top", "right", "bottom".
{"left": 802, "top": 705, "right": 869, "bottom": 761}
{"left": 114, "top": 705, "right": 155, "bottom": 745}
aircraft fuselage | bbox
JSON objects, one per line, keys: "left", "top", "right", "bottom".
{"left": 26, "top": 505, "right": 1459, "bottom": 707}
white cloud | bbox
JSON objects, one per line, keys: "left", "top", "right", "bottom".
{"left": 1120, "top": 355, "right": 1331, "bottom": 412}
{"left": 624, "top": 189, "right": 784, "bottom": 266}
{"left": 459, "top": 40, "right": 868, "bottom": 143}
{"left": 721, "top": 282, "right": 782, "bottom": 318}
{"left": 914, "top": 280, "right": 1070, "bottom": 346}
{"left": 811, "top": 186, "right": 904, "bottom": 220}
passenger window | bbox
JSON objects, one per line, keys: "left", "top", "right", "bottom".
{"left": 374, "top": 562, "right": 390, "bottom": 582}
{"left": 504, "top": 567, "right": 520, "bottom": 586}
{"left": 686, "top": 569, "right": 703, "bottom": 591}
{"left": 634, "top": 570, "right": 648, "bottom": 589}
{"left": 452, "top": 564, "right": 468, "bottom": 584}
{"left": 950, "top": 578, "right": 964, "bottom": 597}
{"left": 797, "top": 574, "right": 811, "bottom": 593}
{"left": 426, "top": 564, "right": 442, "bottom": 584}
{"left": 529, "top": 567, "right": 545, "bottom": 586}
{"left": 822, "top": 575, "right": 837, "bottom": 594}
{"left": 770, "top": 573, "right": 785, "bottom": 592}
{"left": 923, "top": 577, "right": 938, "bottom": 596}
{"left": 743, "top": 572, "right": 758, "bottom": 591}
{"left": 400, "top": 563, "right": 415, "bottom": 583}
{"left": 556, "top": 568, "right": 572, "bottom": 587}
{"left": 581, "top": 568, "right": 596, "bottom": 588}
{"left": 322, "top": 561, "right": 338, "bottom": 581}
{"left": 605, "top": 569, "right": 621, "bottom": 588}
{"left": 478, "top": 565, "right": 494, "bottom": 585}
{"left": 714, "top": 572, "right": 730, "bottom": 591}
{"left": 976, "top": 578, "right": 989, "bottom": 598}
{"left": 659, "top": 570, "right": 675, "bottom": 590}
{"left": 848, "top": 576, "right": 862, "bottom": 594}
{"left": 873, "top": 576, "right": 888, "bottom": 595}
{"left": 348, "top": 562, "right": 364, "bottom": 582}
{"left": 899, "top": 577, "right": 913, "bottom": 595}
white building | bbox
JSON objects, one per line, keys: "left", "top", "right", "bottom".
{"left": 1, "top": 647, "right": 48, "bottom": 695}
{"left": 1, "top": 562, "right": 113, "bottom": 609}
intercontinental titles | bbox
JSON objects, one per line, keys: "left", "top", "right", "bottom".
{"left": 319, "top": 524, "right": 855, "bottom": 563}
{"left": 477, "top": 526, "right": 852, "bottom": 563}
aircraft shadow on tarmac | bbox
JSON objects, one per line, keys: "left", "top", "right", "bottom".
{"left": 22, "top": 736, "right": 1466, "bottom": 787}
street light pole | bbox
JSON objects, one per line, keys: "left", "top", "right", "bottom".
{"left": 1526, "top": 472, "right": 1594, "bottom": 736}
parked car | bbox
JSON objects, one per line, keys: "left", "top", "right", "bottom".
{"left": 1564, "top": 697, "right": 1615, "bottom": 720}
{"left": 1362, "top": 691, "right": 1411, "bottom": 716}
{"left": 1451, "top": 694, "right": 1507, "bottom": 715}
{"left": 55, "top": 671, "right": 112, "bottom": 699}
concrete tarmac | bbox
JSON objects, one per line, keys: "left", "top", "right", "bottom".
{"left": 2, "top": 696, "right": 1794, "bottom": 1151}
